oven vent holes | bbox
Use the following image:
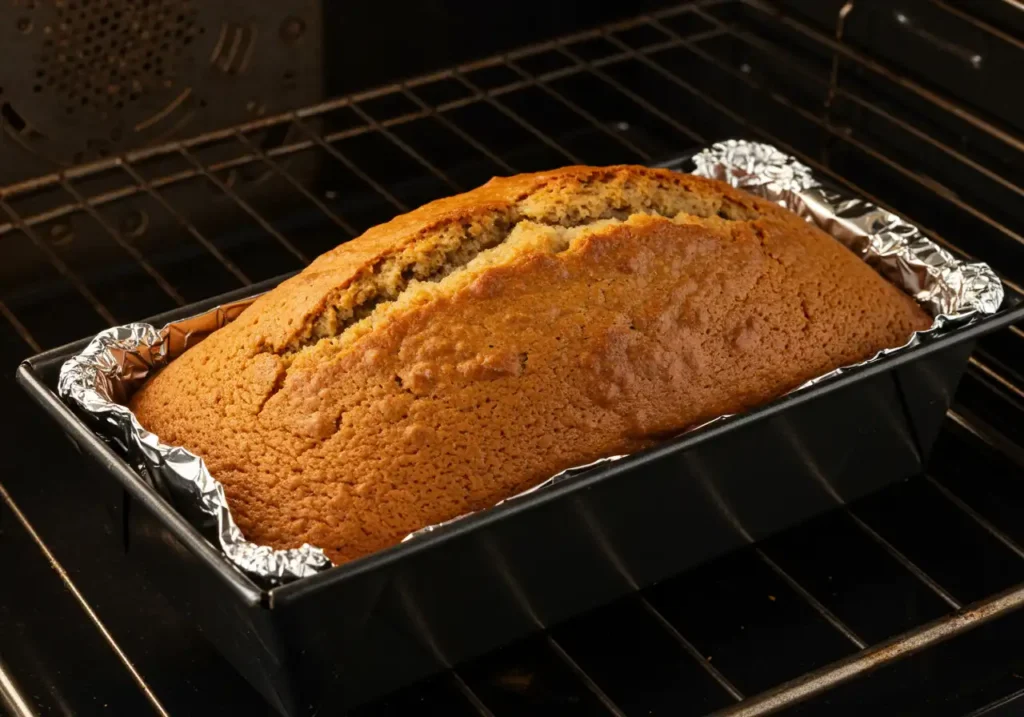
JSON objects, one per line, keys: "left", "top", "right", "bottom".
{"left": 32, "top": 0, "right": 203, "bottom": 120}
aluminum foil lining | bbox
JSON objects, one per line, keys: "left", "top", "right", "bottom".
{"left": 692, "top": 140, "right": 1003, "bottom": 319}
{"left": 59, "top": 299, "right": 331, "bottom": 582}
{"left": 59, "top": 139, "right": 1004, "bottom": 582}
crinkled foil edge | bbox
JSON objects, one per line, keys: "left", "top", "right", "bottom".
{"left": 58, "top": 302, "right": 330, "bottom": 582}
{"left": 59, "top": 139, "right": 1004, "bottom": 580}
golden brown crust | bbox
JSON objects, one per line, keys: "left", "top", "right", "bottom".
{"left": 129, "top": 166, "right": 931, "bottom": 563}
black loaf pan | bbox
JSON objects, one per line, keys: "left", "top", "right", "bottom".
{"left": 17, "top": 153, "right": 1024, "bottom": 716}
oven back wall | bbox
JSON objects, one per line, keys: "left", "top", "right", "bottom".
{"left": 321, "top": 1, "right": 673, "bottom": 97}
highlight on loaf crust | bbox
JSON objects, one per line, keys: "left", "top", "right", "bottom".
{"left": 129, "top": 165, "right": 932, "bottom": 564}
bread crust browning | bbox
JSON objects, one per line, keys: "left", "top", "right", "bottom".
{"left": 129, "top": 166, "right": 931, "bottom": 563}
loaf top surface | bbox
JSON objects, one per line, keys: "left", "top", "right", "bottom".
{"left": 130, "top": 165, "right": 931, "bottom": 563}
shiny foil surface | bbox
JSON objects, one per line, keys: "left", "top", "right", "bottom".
{"left": 59, "top": 140, "right": 1005, "bottom": 581}
{"left": 692, "top": 140, "right": 1003, "bottom": 320}
{"left": 59, "top": 299, "right": 330, "bottom": 581}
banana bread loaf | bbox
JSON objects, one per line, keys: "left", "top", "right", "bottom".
{"left": 130, "top": 165, "right": 931, "bottom": 563}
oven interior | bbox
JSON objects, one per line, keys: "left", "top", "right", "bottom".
{"left": 1, "top": 1, "right": 1023, "bottom": 715}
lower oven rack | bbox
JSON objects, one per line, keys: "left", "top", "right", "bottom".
{"left": 2, "top": 0, "right": 1024, "bottom": 715}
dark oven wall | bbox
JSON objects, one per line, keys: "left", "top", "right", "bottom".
{"left": 321, "top": 1, "right": 673, "bottom": 97}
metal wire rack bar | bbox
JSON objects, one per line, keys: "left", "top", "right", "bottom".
{"left": 0, "top": 200, "right": 118, "bottom": 326}
{"left": 844, "top": 510, "right": 962, "bottom": 610}
{"left": 949, "top": 409, "right": 1024, "bottom": 473}
{"left": 501, "top": 57, "right": 655, "bottom": 163}
{"left": 451, "top": 67, "right": 583, "bottom": 164}
{"left": 0, "top": 482, "right": 170, "bottom": 717}
{"left": 754, "top": 548, "right": 868, "bottom": 650}
{"left": 930, "top": 0, "right": 1024, "bottom": 51}
{"left": 231, "top": 129, "right": 359, "bottom": 239}
{"left": 349, "top": 102, "right": 464, "bottom": 193}
{"left": 968, "top": 357, "right": 1024, "bottom": 404}
{"left": 118, "top": 162, "right": 254, "bottom": 286}
{"left": 637, "top": 594, "right": 747, "bottom": 701}
{"left": 555, "top": 44, "right": 707, "bottom": 146}
{"left": 291, "top": 114, "right": 409, "bottom": 213}
{"left": 707, "top": 14, "right": 1024, "bottom": 203}
{"left": 739, "top": 0, "right": 1024, "bottom": 153}
{"left": 711, "top": 582, "right": 1024, "bottom": 717}
{"left": 0, "top": 300, "right": 41, "bottom": 354}
{"left": 544, "top": 634, "right": 627, "bottom": 717}
{"left": 963, "top": 687, "right": 1024, "bottom": 717}
{"left": 449, "top": 672, "right": 495, "bottom": 717}
{"left": 397, "top": 83, "right": 518, "bottom": 174}
{"left": 175, "top": 146, "right": 311, "bottom": 265}
{"left": 0, "top": 657, "right": 37, "bottom": 717}
{"left": 926, "top": 474, "right": 1024, "bottom": 562}
{"left": 56, "top": 178, "right": 186, "bottom": 306}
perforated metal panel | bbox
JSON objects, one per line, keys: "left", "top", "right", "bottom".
{"left": 35, "top": 0, "right": 202, "bottom": 118}
{"left": 0, "top": 0, "right": 321, "bottom": 182}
